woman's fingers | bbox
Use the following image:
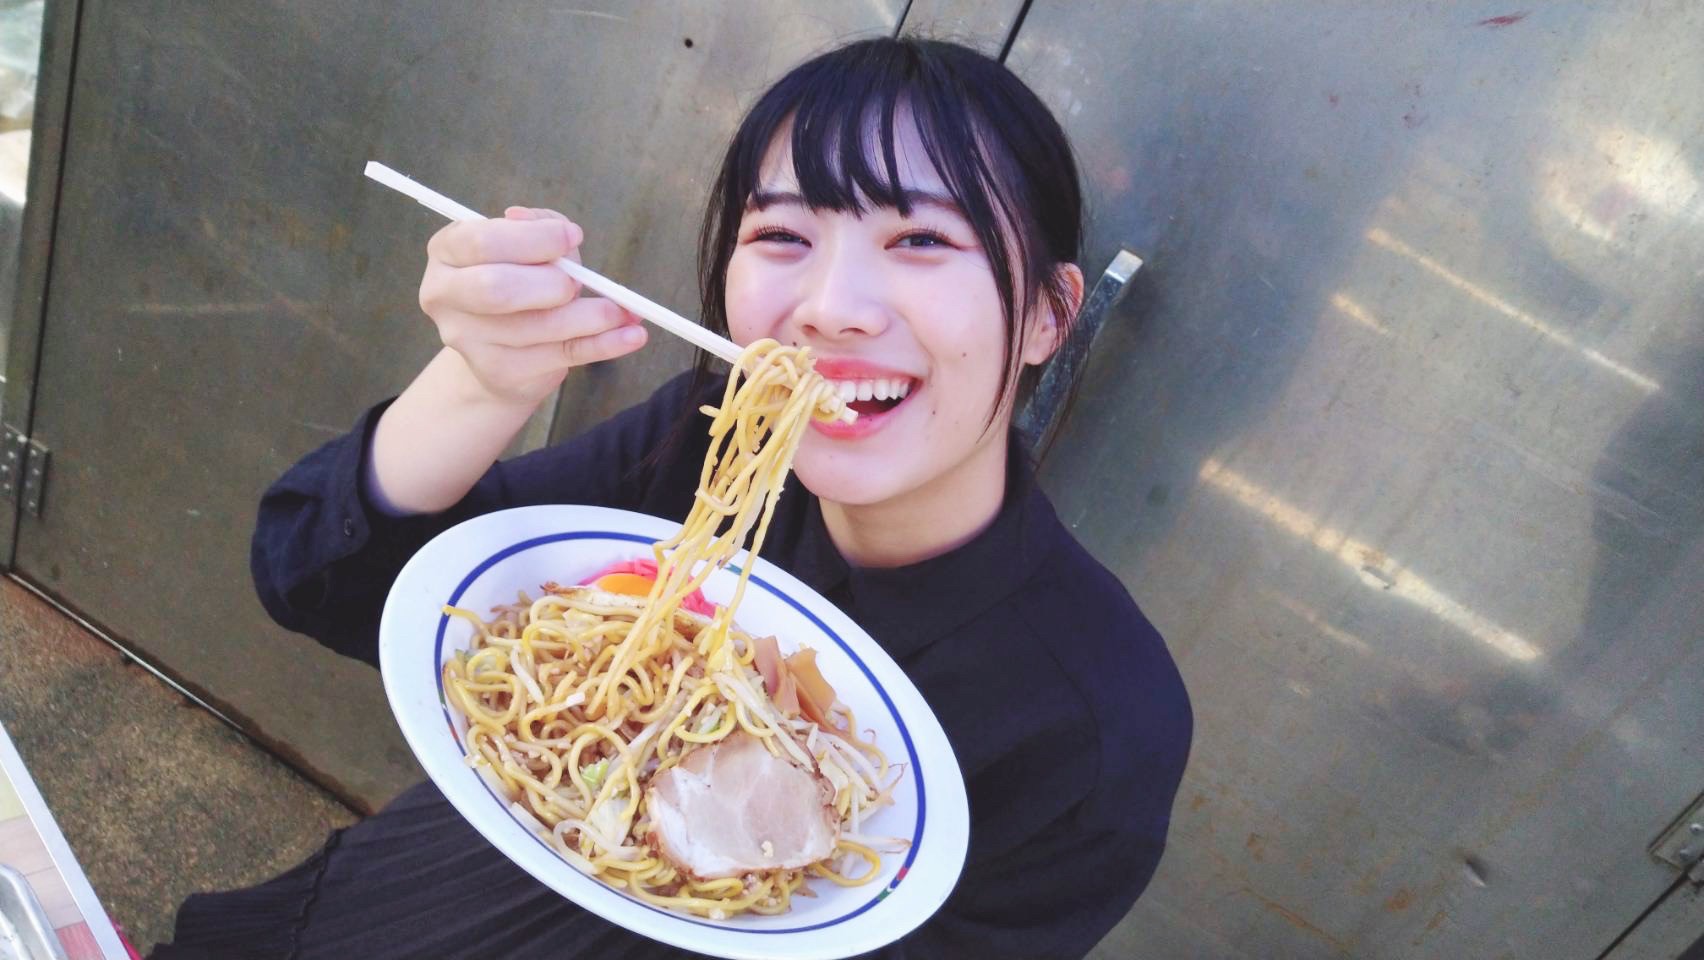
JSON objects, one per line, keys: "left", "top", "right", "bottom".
{"left": 464, "top": 323, "right": 648, "bottom": 387}
{"left": 504, "top": 206, "right": 571, "bottom": 223}
{"left": 551, "top": 320, "right": 649, "bottom": 369}
{"left": 437, "top": 262, "right": 580, "bottom": 315}
{"left": 414, "top": 205, "right": 641, "bottom": 405}
{"left": 453, "top": 297, "right": 641, "bottom": 349}
{"left": 428, "top": 215, "right": 583, "bottom": 267}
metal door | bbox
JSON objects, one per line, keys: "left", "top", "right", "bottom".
{"left": 3, "top": 0, "right": 904, "bottom": 810}
{"left": 6, "top": 2, "right": 1702, "bottom": 955}
{"left": 1002, "top": 3, "right": 1704, "bottom": 957}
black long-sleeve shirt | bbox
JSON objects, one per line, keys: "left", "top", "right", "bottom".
{"left": 236, "top": 371, "right": 1192, "bottom": 960}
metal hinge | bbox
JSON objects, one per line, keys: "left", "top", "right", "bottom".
{"left": 0, "top": 426, "right": 22, "bottom": 499}
{"left": 1018, "top": 248, "right": 1145, "bottom": 457}
{"left": 1652, "top": 793, "right": 1704, "bottom": 884}
{"left": 0, "top": 425, "right": 48, "bottom": 517}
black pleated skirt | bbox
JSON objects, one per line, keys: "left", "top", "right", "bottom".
{"left": 148, "top": 781, "right": 707, "bottom": 960}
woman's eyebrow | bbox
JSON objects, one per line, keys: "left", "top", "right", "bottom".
{"left": 747, "top": 188, "right": 964, "bottom": 215}
{"left": 747, "top": 189, "right": 806, "bottom": 211}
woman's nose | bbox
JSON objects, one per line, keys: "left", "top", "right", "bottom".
{"left": 790, "top": 240, "right": 890, "bottom": 341}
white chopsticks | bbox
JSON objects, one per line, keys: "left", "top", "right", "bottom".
{"left": 364, "top": 161, "right": 747, "bottom": 367}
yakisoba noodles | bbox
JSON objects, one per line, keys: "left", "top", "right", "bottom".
{"left": 442, "top": 339, "right": 907, "bottom": 919}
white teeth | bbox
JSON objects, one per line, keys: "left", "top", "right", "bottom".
{"left": 828, "top": 378, "right": 914, "bottom": 403}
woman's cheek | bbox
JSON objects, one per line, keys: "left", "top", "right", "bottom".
{"left": 722, "top": 257, "right": 772, "bottom": 343}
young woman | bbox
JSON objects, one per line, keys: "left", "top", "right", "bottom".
{"left": 153, "top": 37, "right": 1191, "bottom": 960}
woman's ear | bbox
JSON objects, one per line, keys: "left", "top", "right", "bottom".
{"left": 1022, "top": 263, "right": 1085, "bottom": 365}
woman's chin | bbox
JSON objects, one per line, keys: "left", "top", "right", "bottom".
{"left": 789, "top": 451, "right": 901, "bottom": 508}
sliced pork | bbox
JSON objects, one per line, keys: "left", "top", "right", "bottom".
{"left": 645, "top": 732, "right": 838, "bottom": 880}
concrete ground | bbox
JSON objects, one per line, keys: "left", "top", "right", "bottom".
{"left": 0, "top": 577, "right": 358, "bottom": 953}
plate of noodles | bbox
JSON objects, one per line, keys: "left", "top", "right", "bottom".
{"left": 378, "top": 344, "right": 969, "bottom": 960}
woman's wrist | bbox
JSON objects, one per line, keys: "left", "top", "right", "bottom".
{"left": 368, "top": 349, "right": 545, "bottom": 515}
{"left": 444, "top": 348, "right": 554, "bottom": 419}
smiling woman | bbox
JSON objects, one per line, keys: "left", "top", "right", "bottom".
{"left": 151, "top": 36, "right": 1191, "bottom": 960}
{"left": 699, "top": 42, "right": 1087, "bottom": 556}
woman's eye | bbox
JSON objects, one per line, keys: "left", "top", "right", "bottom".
{"left": 752, "top": 227, "right": 806, "bottom": 245}
{"left": 894, "top": 230, "right": 952, "bottom": 249}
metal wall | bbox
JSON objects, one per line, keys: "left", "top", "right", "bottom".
{"left": 1, "top": 0, "right": 902, "bottom": 808}
{"left": 0, "top": 0, "right": 44, "bottom": 381}
{"left": 4, "top": 1, "right": 1703, "bottom": 957}
{"left": 1007, "top": 3, "right": 1704, "bottom": 957}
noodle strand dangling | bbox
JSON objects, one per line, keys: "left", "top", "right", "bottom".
{"left": 442, "top": 340, "right": 907, "bottom": 919}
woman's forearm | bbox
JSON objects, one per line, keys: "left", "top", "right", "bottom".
{"left": 369, "top": 347, "right": 543, "bottom": 514}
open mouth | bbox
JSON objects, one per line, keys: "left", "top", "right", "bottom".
{"left": 829, "top": 377, "right": 915, "bottom": 418}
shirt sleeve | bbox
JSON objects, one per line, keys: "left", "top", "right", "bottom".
{"left": 850, "top": 729, "right": 1168, "bottom": 960}
{"left": 873, "top": 807, "right": 1166, "bottom": 960}
{"left": 858, "top": 580, "right": 1189, "bottom": 959}
{"left": 249, "top": 370, "right": 705, "bottom": 667}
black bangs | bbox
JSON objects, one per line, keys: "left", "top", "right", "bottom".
{"left": 697, "top": 37, "right": 1084, "bottom": 433}
{"left": 737, "top": 44, "right": 1001, "bottom": 225}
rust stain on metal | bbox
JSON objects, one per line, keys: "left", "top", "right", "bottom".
{"left": 1476, "top": 12, "right": 1530, "bottom": 28}
{"left": 1244, "top": 832, "right": 1268, "bottom": 861}
{"left": 1383, "top": 887, "right": 1414, "bottom": 911}
{"left": 1241, "top": 886, "right": 1352, "bottom": 956}
{"left": 1411, "top": 909, "right": 1450, "bottom": 948}
{"left": 1351, "top": 838, "right": 1404, "bottom": 896}
{"left": 1189, "top": 792, "right": 1208, "bottom": 811}
{"left": 1200, "top": 844, "right": 1240, "bottom": 879}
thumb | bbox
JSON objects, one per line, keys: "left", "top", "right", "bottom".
{"left": 505, "top": 206, "right": 570, "bottom": 222}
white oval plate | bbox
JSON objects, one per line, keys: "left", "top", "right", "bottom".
{"left": 379, "top": 504, "right": 969, "bottom": 960}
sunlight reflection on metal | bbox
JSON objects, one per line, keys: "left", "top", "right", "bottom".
{"left": 1551, "top": 126, "right": 1703, "bottom": 241}
{"left": 1265, "top": 589, "right": 1374, "bottom": 655}
{"left": 1364, "top": 227, "right": 1661, "bottom": 394}
{"left": 1199, "top": 458, "right": 1542, "bottom": 663}
{"left": 1329, "top": 292, "right": 1393, "bottom": 337}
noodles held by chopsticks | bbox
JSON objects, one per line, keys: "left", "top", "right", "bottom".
{"left": 442, "top": 340, "right": 906, "bottom": 918}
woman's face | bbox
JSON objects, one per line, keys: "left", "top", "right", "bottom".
{"left": 724, "top": 124, "right": 1056, "bottom": 508}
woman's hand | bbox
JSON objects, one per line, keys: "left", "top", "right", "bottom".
{"left": 371, "top": 207, "right": 649, "bottom": 515}
{"left": 419, "top": 206, "right": 648, "bottom": 409}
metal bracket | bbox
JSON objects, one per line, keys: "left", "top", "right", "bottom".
{"left": 20, "top": 438, "right": 48, "bottom": 517}
{"left": 1, "top": 426, "right": 48, "bottom": 516}
{"left": 1652, "top": 793, "right": 1704, "bottom": 883}
{"left": 0, "top": 425, "right": 25, "bottom": 502}
{"left": 1018, "top": 248, "right": 1145, "bottom": 458}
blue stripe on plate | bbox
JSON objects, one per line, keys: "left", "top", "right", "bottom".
{"left": 431, "top": 531, "right": 926, "bottom": 934}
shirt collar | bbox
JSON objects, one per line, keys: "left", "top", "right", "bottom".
{"left": 767, "top": 437, "right": 1061, "bottom": 661}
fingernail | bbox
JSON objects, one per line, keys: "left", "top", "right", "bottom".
{"left": 621, "top": 327, "right": 644, "bottom": 345}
